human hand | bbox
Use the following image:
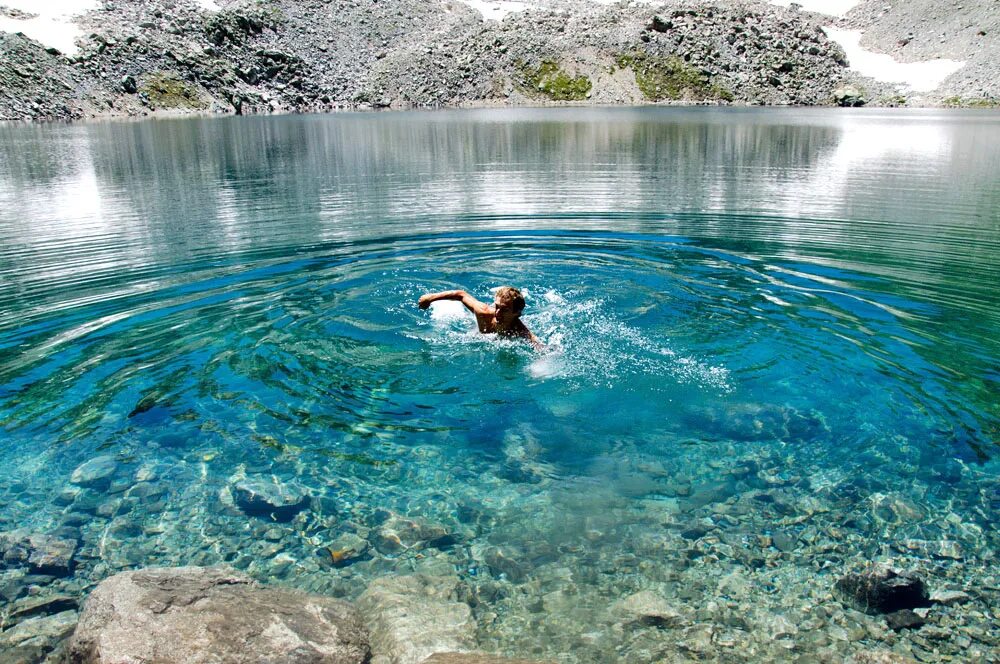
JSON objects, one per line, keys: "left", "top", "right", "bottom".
{"left": 418, "top": 295, "right": 432, "bottom": 309}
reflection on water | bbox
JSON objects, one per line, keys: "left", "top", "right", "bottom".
{"left": 2, "top": 108, "right": 999, "bottom": 329}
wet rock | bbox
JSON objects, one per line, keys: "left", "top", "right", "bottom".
{"left": 835, "top": 567, "right": 930, "bottom": 615}
{"left": 374, "top": 515, "right": 449, "bottom": 554}
{"left": 357, "top": 575, "right": 475, "bottom": 664}
{"left": 70, "top": 455, "right": 118, "bottom": 489}
{"left": 885, "top": 609, "right": 925, "bottom": 631}
{"left": 929, "top": 589, "right": 971, "bottom": 605}
{"left": 66, "top": 566, "right": 369, "bottom": 663}
{"left": 849, "top": 652, "right": 919, "bottom": 664}
{"left": 422, "top": 655, "right": 554, "bottom": 664}
{"left": 482, "top": 546, "right": 529, "bottom": 583}
{"left": 0, "top": 609, "right": 78, "bottom": 648}
{"left": 0, "top": 532, "right": 77, "bottom": 576}
{"left": 231, "top": 476, "right": 310, "bottom": 522}
{"left": 6, "top": 593, "right": 78, "bottom": 626}
{"left": 611, "top": 590, "right": 683, "bottom": 628}
{"left": 324, "top": 532, "right": 370, "bottom": 568}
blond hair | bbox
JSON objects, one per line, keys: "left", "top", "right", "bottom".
{"left": 495, "top": 286, "right": 525, "bottom": 314}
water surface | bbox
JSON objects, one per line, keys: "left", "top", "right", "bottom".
{"left": 1, "top": 108, "right": 998, "bottom": 662}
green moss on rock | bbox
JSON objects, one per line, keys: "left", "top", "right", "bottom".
{"left": 942, "top": 96, "right": 999, "bottom": 108}
{"left": 519, "top": 60, "right": 592, "bottom": 101}
{"left": 139, "top": 72, "right": 208, "bottom": 110}
{"left": 617, "top": 52, "right": 733, "bottom": 102}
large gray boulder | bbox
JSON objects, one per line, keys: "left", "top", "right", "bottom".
{"left": 66, "top": 566, "right": 370, "bottom": 663}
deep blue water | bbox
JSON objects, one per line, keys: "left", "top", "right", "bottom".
{"left": 1, "top": 108, "right": 998, "bottom": 662}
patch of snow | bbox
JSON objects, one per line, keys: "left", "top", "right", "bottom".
{"left": 768, "top": 0, "right": 862, "bottom": 18}
{"left": 0, "top": 0, "right": 98, "bottom": 55}
{"left": 456, "top": 0, "right": 530, "bottom": 22}
{"left": 823, "top": 27, "right": 965, "bottom": 92}
{"left": 192, "top": 0, "right": 220, "bottom": 10}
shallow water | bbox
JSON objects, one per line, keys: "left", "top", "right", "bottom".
{"left": 1, "top": 108, "right": 999, "bottom": 662}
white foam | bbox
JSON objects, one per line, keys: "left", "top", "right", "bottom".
{"left": 428, "top": 299, "right": 469, "bottom": 322}
{"left": 822, "top": 27, "right": 964, "bottom": 92}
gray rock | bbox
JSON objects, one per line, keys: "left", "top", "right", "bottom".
{"left": 374, "top": 515, "right": 449, "bottom": 554}
{"left": 930, "top": 589, "right": 972, "bottom": 605}
{"left": 70, "top": 456, "right": 118, "bottom": 489}
{"left": 885, "top": 609, "right": 925, "bottom": 631}
{"left": 0, "top": 532, "right": 77, "bottom": 576}
{"left": 422, "top": 655, "right": 555, "bottom": 664}
{"left": 6, "top": 593, "right": 78, "bottom": 626}
{"left": 66, "top": 566, "right": 369, "bottom": 663}
{"left": 0, "top": 609, "right": 78, "bottom": 648}
{"left": 232, "top": 477, "right": 310, "bottom": 522}
{"left": 357, "top": 575, "right": 475, "bottom": 664}
{"left": 832, "top": 84, "right": 866, "bottom": 107}
{"left": 835, "top": 567, "right": 930, "bottom": 615}
{"left": 611, "top": 590, "right": 683, "bottom": 628}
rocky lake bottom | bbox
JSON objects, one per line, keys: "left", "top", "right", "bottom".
{"left": 1, "top": 399, "right": 998, "bottom": 662}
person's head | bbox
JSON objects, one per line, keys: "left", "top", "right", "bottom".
{"left": 493, "top": 286, "right": 525, "bottom": 324}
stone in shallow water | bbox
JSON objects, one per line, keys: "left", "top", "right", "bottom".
{"left": 0, "top": 609, "right": 78, "bottom": 648}
{"left": 929, "top": 589, "right": 971, "bottom": 605}
{"left": 69, "top": 456, "right": 118, "bottom": 489}
{"left": 885, "top": 609, "right": 925, "bottom": 631}
{"left": 0, "top": 531, "right": 77, "bottom": 576}
{"left": 611, "top": 590, "right": 683, "bottom": 628}
{"left": 66, "top": 566, "right": 369, "bottom": 663}
{"left": 231, "top": 477, "right": 310, "bottom": 522}
{"left": 374, "top": 515, "right": 450, "bottom": 554}
{"left": 357, "top": 574, "right": 475, "bottom": 664}
{"left": 423, "top": 655, "right": 555, "bottom": 664}
{"left": 834, "top": 567, "right": 930, "bottom": 615}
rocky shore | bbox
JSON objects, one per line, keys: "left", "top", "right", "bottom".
{"left": 1, "top": 0, "right": 995, "bottom": 122}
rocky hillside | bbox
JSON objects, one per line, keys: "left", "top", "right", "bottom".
{"left": 841, "top": 0, "right": 1000, "bottom": 104}
{"left": 0, "top": 0, "right": 993, "bottom": 121}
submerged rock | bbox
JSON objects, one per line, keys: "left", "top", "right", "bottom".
{"left": 0, "top": 609, "right": 78, "bottom": 649}
{"left": 69, "top": 455, "right": 118, "bottom": 489}
{"left": 66, "top": 566, "right": 370, "bottom": 663}
{"left": 885, "top": 609, "right": 925, "bottom": 631}
{"left": 0, "top": 531, "right": 78, "bottom": 576}
{"left": 374, "top": 515, "right": 450, "bottom": 554}
{"left": 357, "top": 574, "right": 475, "bottom": 664}
{"left": 834, "top": 567, "right": 930, "bottom": 615}
{"left": 930, "top": 589, "right": 971, "bottom": 605}
{"left": 231, "top": 476, "right": 310, "bottom": 522}
{"left": 611, "top": 590, "right": 683, "bottom": 628}
{"left": 423, "top": 655, "right": 555, "bottom": 663}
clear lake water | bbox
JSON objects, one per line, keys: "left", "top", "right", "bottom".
{"left": 0, "top": 107, "right": 998, "bottom": 662}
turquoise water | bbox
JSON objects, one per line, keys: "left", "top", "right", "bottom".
{"left": 1, "top": 108, "right": 999, "bottom": 661}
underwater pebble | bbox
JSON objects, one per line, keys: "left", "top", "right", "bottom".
{"left": 69, "top": 456, "right": 118, "bottom": 489}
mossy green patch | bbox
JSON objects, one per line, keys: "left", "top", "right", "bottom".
{"left": 942, "top": 96, "right": 999, "bottom": 108}
{"left": 617, "top": 52, "right": 733, "bottom": 102}
{"left": 518, "top": 60, "right": 592, "bottom": 102}
{"left": 139, "top": 72, "right": 207, "bottom": 110}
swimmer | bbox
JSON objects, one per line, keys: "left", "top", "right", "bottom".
{"left": 418, "top": 286, "right": 543, "bottom": 350}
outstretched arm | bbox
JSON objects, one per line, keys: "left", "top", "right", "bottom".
{"left": 418, "top": 290, "right": 491, "bottom": 315}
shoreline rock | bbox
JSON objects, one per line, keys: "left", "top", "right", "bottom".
{"left": 66, "top": 566, "right": 370, "bottom": 663}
